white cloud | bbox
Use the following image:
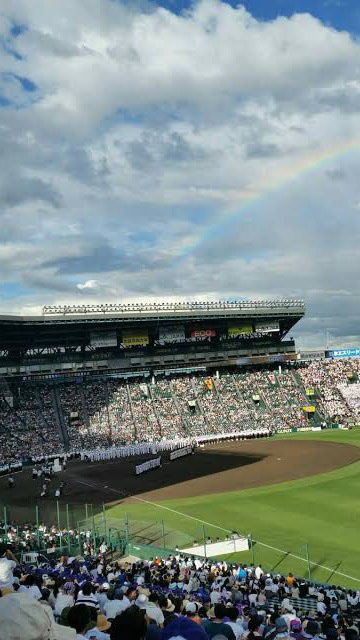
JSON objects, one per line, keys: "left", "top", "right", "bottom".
{"left": 0, "top": 0, "right": 359, "bottom": 347}
{"left": 76, "top": 279, "right": 99, "bottom": 290}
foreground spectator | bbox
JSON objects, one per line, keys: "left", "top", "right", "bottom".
{"left": 68, "top": 604, "right": 91, "bottom": 640}
{"left": 0, "top": 591, "right": 76, "bottom": 639}
{"left": 202, "top": 603, "right": 236, "bottom": 639}
{"left": 110, "top": 605, "right": 147, "bottom": 640}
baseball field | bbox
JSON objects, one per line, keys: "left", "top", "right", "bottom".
{"left": 105, "top": 430, "right": 360, "bottom": 588}
{"left": 2, "top": 429, "right": 360, "bottom": 587}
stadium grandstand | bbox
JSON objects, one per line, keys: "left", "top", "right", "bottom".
{"left": 0, "top": 298, "right": 359, "bottom": 467}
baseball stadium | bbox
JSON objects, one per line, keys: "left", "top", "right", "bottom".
{"left": 1, "top": 298, "right": 360, "bottom": 599}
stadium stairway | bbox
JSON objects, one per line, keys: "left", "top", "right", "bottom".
{"left": 51, "top": 386, "right": 69, "bottom": 449}
{"left": 169, "top": 381, "right": 192, "bottom": 435}
{"left": 126, "top": 383, "right": 137, "bottom": 440}
{"left": 292, "top": 370, "right": 325, "bottom": 427}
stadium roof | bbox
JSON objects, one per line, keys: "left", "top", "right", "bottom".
{"left": 0, "top": 299, "right": 305, "bottom": 324}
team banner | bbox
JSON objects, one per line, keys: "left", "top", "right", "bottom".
{"left": 139, "top": 383, "right": 148, "bottom": 397}
{"left": 90, "top": 331, "right": 117, "bottom": 348}
{"left": 135, "top": 456, "right": 161, "bottom": 475}
{"left": 205, "top": 376, "right": 213, "bottom": 390}
{"left": 169, "top": 445, "right": 193, "bottom": 461}
{"left": 305, "top": 388, "right": 315, "bottom": 396}
{"left": 0, "top": 462, "right": 23, "bottom": 476}
{"left": 159, "top": 325, "right": 185, "bottom": 343}
{"left": 122, "top": 330, "right": 149, "bottom": 347}
{"left": 255, "top": 321, "right": 280, "bottom": 334}
{"left": 191, "top": 327, "right": 216, "bottom": 338}
{"left": 228, "top": 323, "right": 253, "bottom": 337}
{"left": 303, "top": 405, "right": 316, "bottom": 413}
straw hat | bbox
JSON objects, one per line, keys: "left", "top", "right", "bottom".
{"left": 97, "top": 614, "right": 111, "bottom": 632}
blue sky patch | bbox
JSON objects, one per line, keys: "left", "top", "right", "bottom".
{"left": 0, "top": 282, "right": 34, "bottom": 300}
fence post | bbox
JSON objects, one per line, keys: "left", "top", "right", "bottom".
{"left": 102, "top": 503, "right": 107, "bottom": 543}
{"left": 35, "top": 505, "right": 40, "bottom": 550}
{"left": 305, "top": 543, "right": 311, "bottom": 581}
{"left": 202, "top": 524, "right": 207, "bottom": 560}
{"left": 162, "top": 520, "right": 166, "bottom": 550}
{"left": 77, "top": 521, "right": 82, "bottom": 556}
{"left": 125, "top": 512, "right": 129, "bottom": 545}
{"left": 66, "top": 504, "right": 71, "bottom": 554}
{"left": 92, "top": 508, "right": 96, "bottom": 552}
{"left": 56, "top": 501, "right": 63, "bottom": 551}
{"left": 250, "top": 532, "right": 255, "bottom": 565}
{"left": 85, "top": 504, "right": 88, "bottom": 521}
{"left": 3, "top": 506, "right": 8, "bottom": 542}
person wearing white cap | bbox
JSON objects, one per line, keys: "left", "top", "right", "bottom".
{"left": 136, "top": 592, "right": 164, "bottom": 626}
{"left": 0, "top": 592, "right": 76, "bottom": 640}
{"left": 185, "top": 601, "right": 201, "bottom": 625}
{"left": 280, "top": 600, "right": 297, "bottom": 629}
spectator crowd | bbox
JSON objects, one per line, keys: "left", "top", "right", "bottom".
{"left": 0, "top": 359, "right": 359, "bottom": 466}
{"left": 1, "top": 539, "right": 360, "bottom": 640}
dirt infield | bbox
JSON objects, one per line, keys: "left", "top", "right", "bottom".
{"left": 1, "top": 438, "right": 359, "bottom": 525}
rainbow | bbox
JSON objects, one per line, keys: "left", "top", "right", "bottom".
{"left": 171, "top": 136, "right": 360, "bottom": 261}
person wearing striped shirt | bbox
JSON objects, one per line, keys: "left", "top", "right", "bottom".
{"left": 75, "top": 582, "right": 100, "bottom": 612}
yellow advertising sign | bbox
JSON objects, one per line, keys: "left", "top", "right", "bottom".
{"left": 228, "top": 324, "right": 253, "bottom": 336}
{"left": 122, "top": 331, "right": 149, "bottom": 346}
{"left": 302, "top": 405, "right": 316, "bottom": 413}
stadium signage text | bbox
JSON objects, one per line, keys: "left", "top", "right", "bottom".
{"left": 121, "top": 331, "right": 149, "bottom": 347}
{"left": 228, "top": 324, "right": 253, "bottom": 337}
{"left": 255, "top": 321, "right": 280, "bottom": 334}
{"left": 159, "top": 325, "right": 185, "bottom": 344}
{"left": 191, "top": 328, "right": 216, "bottom": 338}
{"left": 90, "top": 332, "right": 117, "bottom": 348}
{"left": 326, "top": 348, "right": 360, "bottom": 359}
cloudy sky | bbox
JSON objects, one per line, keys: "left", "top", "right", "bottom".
{"left": 1, "top": 0, "right": 360, "bottom": 349}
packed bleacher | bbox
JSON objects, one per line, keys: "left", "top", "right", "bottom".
{"left": 0, "top": 359, "right": 359, "bottom": 465}
{"left": 1, "top": 535, "right": 360, "bottom": 640}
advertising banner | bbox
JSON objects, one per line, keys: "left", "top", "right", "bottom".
{"left": 90, "top": 331, "right": 117, "bottom": 348}
{"left": 159, "top": 325, "right": 185, "bottom": 343}
{"left": 228, "top": 324, "right": 253, "bottom": 337}
{"left": 302, "top": 405, "right": 316, "bottom": 413}
{"left": 268, "top": 354, "right": 283, "bottom": 362}
{"left": 305, "top": 388, "right": 315, "bottom": 396}
{"left": 326, "top": 348, "right": 360, "bottom": 359}
{"left": 255, "top": 321, "right": 280, "bottom": 333}
{"left": 191, "top": 328, "right": 216, "bottom": 338}
{"left": 122, "top": 330, "right": 149, "bottom": 347}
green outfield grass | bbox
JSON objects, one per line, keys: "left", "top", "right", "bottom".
{"left": 105, "top": 430, "right": 360, "bottom": 587}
